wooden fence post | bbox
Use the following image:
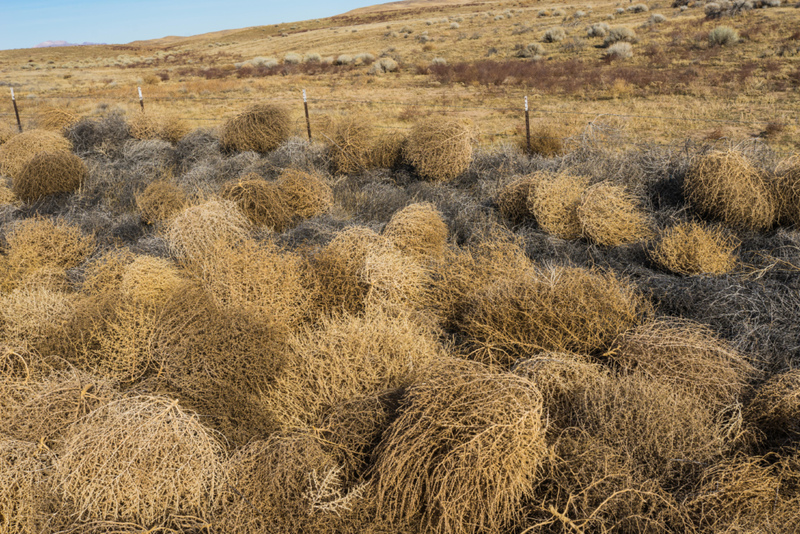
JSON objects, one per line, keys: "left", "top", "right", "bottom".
{"left": 303, "top": 89, "right": 312, "bottom": 140}
{"left": 11, "top": 88, "right": 22, "bottom": 133}
{"left": 138, "top": 87, "right": 145, "bottom": 111}
{"left": 524, "top": 95, "right": 531, "bottom": 155}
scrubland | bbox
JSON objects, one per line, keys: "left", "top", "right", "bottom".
{"left": 2, "top": 0, "right": 800, "bottom": 533}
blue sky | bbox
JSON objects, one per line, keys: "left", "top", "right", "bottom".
{"left": 0, "top": 0, "right": 378, "bottom": 50}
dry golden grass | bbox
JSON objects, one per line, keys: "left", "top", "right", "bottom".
{"left": 373, "top": 358, "right": 546, "bottom": 534}
{"left": 607, "top": 318, "right": 756, "bottom": 409}
{"left": 220, "top": 175, "right": 290, "bottom": 229}
{"left": 128, "top": 110, "right": 189, "bottom": 143}
{"left": 136, "top": 181, "right": 187, "bottom": 224}
{"left": 0, "top": 124, "right": 16, "bottom": 146}
{"left": 35, "top": 107, "right": 80, "bottom": 132}
{"left": 404, "top": 118, "right": 474, "bottom": 182}
{"left": 382, "top": 202, "right": 448, "bottom": 260}
{"left": 496, "top": 173, "right": 543, "bottom": 225}
{"left": 54, "top": 395, "right": 224, "bottom": 527}
{"left": 685, "top": 150, "right": 777, "bottom": 231}
{"left": 81, "top": 249, "right": 136, "bottom": 296}
{"left": 577, "top": 181, "right": 652, "bottom": 246}
{"left": 529, "top": 173, "right": 589, "bottom": 239}
{"left": 369, "top": 131, "right": 406, "bottom": 169}
{"left": 0, "top": 129, "right": 71, "bottom": 178}
{"left": 746, "top": 369, "right": 800, "bottom": 440}
{"left": 164, "top": 198, "right": 251, "bottom": 266}
{"left": 327, "top": 116, "right": 374, "bottom": 174}
{"left": 0, "top": 438, "right": 53, "bottom": 534}
{"left": 13, "top": 150, "right": 87, "bottom": 202}
{"left": 776, "top": 156, "right": 800, "bottom": 226}
{"left": 220, "top": 103, "right": 291, "bottom": 153}
{"left": 265, "top": 308, "right": 445, "bottom": 433}
{"left": 463, "top": 265, "right": 650, "bottom": 365}
{"left": 313, "top": 226, "right": 430, "bottom": 315}
{"left": 4, "top": 368, "right": 119, "bottom": 447}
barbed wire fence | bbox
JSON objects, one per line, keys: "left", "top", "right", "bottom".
{"left": 3, "top": 85, "right": 797, "bottom": 155}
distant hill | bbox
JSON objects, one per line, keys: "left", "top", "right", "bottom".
{"left": 34, "top": 40, "right": 104, "bottom": 48}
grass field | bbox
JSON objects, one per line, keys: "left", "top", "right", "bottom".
{"left": 2, "top": 0, "right": 800, "bottom": 533}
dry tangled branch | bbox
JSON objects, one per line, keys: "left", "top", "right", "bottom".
{"left": 529, "top": 173, "right": 589, "bottom": 239}
{"left": 404, "top": 118, "right": 475, "bottom": 182}
{"left": 136, "top": 181, "right": 187, "bottom": 224}
{"left": 54, "top": 395, "right": 224, "bottom": 527}
{"left": 651, "top": 221, "right": 739, "bottom": 275}
{"left": 496, "top": 173, "right": 543, "bottom": 224}
{"left": 382, "top": 202, "right": 448, "bottom": 260}
{"left": 373, "top": 358, "right": 546, "bottom": 534}
{"left": 577, "top": 181, "right": 652, "bottom": 246}
{"left": 0, "top": 129, "right": 71, "bottom": 178}
{"left": 0, "top": 437, "right": 54, "bottom": 534}
{"left": 220, "top": 103, "right": 291, "bottom": 153}
{"left": 13, "top": 150, "right": 87, "bottom": 202}
{"left": 684, "top": 150, "right": 776, "bottom": 230}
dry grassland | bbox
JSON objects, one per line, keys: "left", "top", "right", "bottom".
{"left": 2, "top": 0, "right": 800, "bottom": 533}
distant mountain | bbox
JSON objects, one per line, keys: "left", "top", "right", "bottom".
{"left": 34, "top": 40, "right": 104, "bottom": 48}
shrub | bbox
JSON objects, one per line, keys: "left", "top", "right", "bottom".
{"left": 373, "top": 359, "right": 547, "bottom": 534}
{"left": 136, "top": 181, "right": 187, "bottom": 224}
{"left": 336, "top": 54, "right": 353, "bottom": 65}
{"left": 165, "top": 199, "right": 251, "bottom": 267}
{"left": 529, "top": 173, "right": 589, "bottom": 239}
{"left": 496, "top": 173, "right": 543, "bottom": 224}
{"left": 684, "top": 150, "right": 776, "bottom": 230}
{"left": 0, "top": 438, "right": 52, "bottom": 534}
{"left": 0, "top": 124, "right": 16, "bottom": 145}
{"left": 514, "top": 42, "right": 545, "bottom": 58}
{"left": 369, "top": 131, "right": 406, "bottom": 168}
{"left": 404, "top": 118, "right": 475, "bottom": 182}
{"left": 709, "top": 25, "right": 739, "bottom": 46}
{"left": 265, "top": 309, "right": 445, "bottom": 433}
{"left": 0, "top": 182, "right": 15, "bottom": 204}
{"left": 278, "top": 168, "right": 333, "bottom": 221}
{"left": 522, "top": 123, "right": 565, "bottom": 156}
{"left": 368, "top": 57, "right": 399, "bottom": 74}
{"left": 587, "top": 22, "right": 610, "bottom": 38}
{"left": 221, "top": 176, "right": 289, "bottom": 229}
{"left": 463, "top": 265, "right": 650, "bottom": 364}
{"left": 219, "top": 103, "right": 291, "bottom": 153}
{"left": 382, "top": 202, "right": 448, "bottom": 260}
{"left": 312, "top": 226, "right": 429, "bottom": 315}
{"left": 5, "top": 217, "right": 95, "bottom": 279}
{"left": 303, "top": 52, "right": 322, "bottom": 63}
{"left": 603, "top": 26, "right": 637, "bottom": 46}
{"left": 283, "top": 52, "right": 302, "bottom": 64}
{"left": 577, "top": 182, "right": 651, "bottom": 245}
{"left": 651, "top": 221, "right": 739, "bottom": 275}
{"left": 649, "top": 13, "right": 667, "bottom": 23}
{"left": 12, "top": 150, "right": 87, "bottom": 202}
{"left": 54, "top": 396, "right": 224, "bottom": 526}
{"left": 746, "top": 370, "right": 800, "bottom": 440}
{"left": 607, "top": 318, "right": 756, "bottom": 408}
{"left": 0, "top": 129, "right": 71, "bottom": 178}
{"left": 119, "top": 255, "right": 185, "bottom": 307}
{"left": 0, "top": 286, "right": 77, "bottom": 355}
{"left": 543, "top": 27, "right": 567, "bottom": 42}
{"left": 327, "top": 116, "right": 374, "bottom": 174}
{"left": 431, "top": 57, "right": 447, "bottom": 66}
{"left": 628, "top": 3, "right": 650, "bottom": 12}
{"left": 604, "top": 41, "right": 634, "bottom": 59}
{"left": 35, "top": 106, "right": 79, "bottom": 131}
{"left": 4, "top": 368, "right": 119, "bottom": 446}
{"left": 776, "top": 157, "right": 800, "bottom": 225}
{"left": 128, "top": 110, "right": 189, "bottom": 144}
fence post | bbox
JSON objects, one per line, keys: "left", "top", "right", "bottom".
{"left": 138, "top": 87, "right": 145, "bottom": 111}
{"left": 11, "top": 88, "right": 22, "bottom": 133}
{"left": 303, "top": 89, "right": 312, "bottom": 140}
{"left": 524, "top": 95, "right": 531, "bottom": 155}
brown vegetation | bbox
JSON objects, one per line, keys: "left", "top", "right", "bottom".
{"left": 0, "top": 129, "right": 71, "bottom": 178}
{"left": 651, "top": 221, "right": 739, "bottom": 275}
{"left": 128, "top": 110, "right": 190, "bottom": 143}
{"left": 404, "top": 118, "right": 474, "bottom": 182}
{"left": 496, "top": 173, "right": 542, "bottom": 224}
{"left": 577, "top": 181, "right": 652, "bottom": 246}
{"left": 529, "top": 173, "right": 589, "bottom": 239}
{"left": 13, "top": 150, "right": 87, "bottom": 202}
{"left": 219, "top": 103, "right": 291, "bottom": 153}
{"left": 136, "top": 181, "right": 188, "bottom": 224}
{"left": 684, "top": 150, "right": 777, "bottom": 230}
{"left": 382, "top": 201, "right": 448, "bottom": 260}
